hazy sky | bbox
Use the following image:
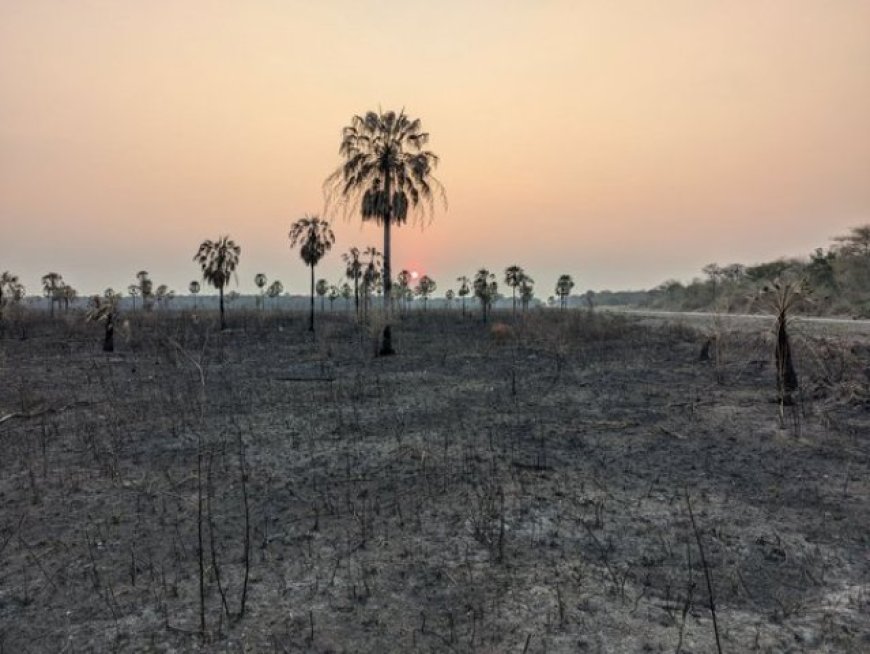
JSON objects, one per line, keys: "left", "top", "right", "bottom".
{"left": 1, "top": 0, "right": 868, "bottom": 296}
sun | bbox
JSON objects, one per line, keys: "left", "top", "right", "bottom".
{"left": 410, "top": 270, "right": 420, "bottom": 280}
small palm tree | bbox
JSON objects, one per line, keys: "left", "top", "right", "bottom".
{"left": 86, "top": 294, "right": 119, "bottom": 352}
{"left": 504, "top": 265, "right": 525, "bottom": 315}
{"left": 136, "top": 271, "right": 154, "bottom": 311}
{"left": 520, "top": 277, "right": 535, "bottom": 312}
{"left": 415, "top": 275, "right": 437, "bottom": 310}
{"left": 254, "top": 273, "right": 268, "bottom": 310}
{"left": 555, "top": 274, "right": 575, "bottom": 310}
{"left": 288, "top": 215, "right": 335, "bottom": 332}
{"left": 328, "top": 284, "right": 340, "bottom": 311}
{"left": 0, "top": 272, "right": 24, "bottom": 320}
{"left": 326, "top": 109, "right": 446, "bottom": 355}
{"left": 189, "top": 280, "right": 201, "bottom": 310}
{"left": 128, "top": 284, "right": 140, "bottom": 311}
{"left": 41, "top": 272, "right": 64, "bottom": 317}
{"left": 396, "top": 270, "right": 412, "bottom": 314}
{"left": 445, "top": 289, "right": 455, "bottom": 309}
{"left": 193, "top": 235, "right": 241, "bottom": 330}
{"left": 360, "top": 247, "right": 382, "bottom": 322}
{"left": 155, "top": 284, "right": 168, "bottom": 309}
{"left": 457, "top": 275, "right": 471, "bottom": 317}
{"left": 474, "top": 269, "right": 498, "bottom": 323}
{"left": 757, "top": 278, "right": 808, "bottom": 414}
{"left": 342, "top": 247, "right": 363, "bottom": 315}
{"left": 267, "top": 280, "right": 283, "bottom": 310}
{"left": 340, "top": 282, "right": 352, "bottom": 311}
{"left": 316, "top": 278, "right": 329, "bottom": 312}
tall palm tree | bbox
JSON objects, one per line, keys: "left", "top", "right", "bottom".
{"left": 254, "top": 273, "right": 267, "bottom": 310}
{"left": 193, "top": 236, "right": 241, "bottom": 330}
{"left": 41, "top": 272, "right": 64, "bottom": 317}
{"left": 342, "top": 247, "right": 363, "bottom": 315}
{"left": 457, "top": 275, "right": 471, "bottom": 317}
{"left": 555, "top": 274, "right": 575, "bottom": 310}
{"left": 326, "top": 109, "right": 446, "bottom": 355}
{"left": 504, "top": 265, "right": 525, "bottom": 315}
{"left": 474, "top": 269, "right": 498, "bottom": 323}
{"left": 189, "top": 280, "right": 201, "bottom": 310}
{"left": 288, "top": 215, "right": 335, "bottom": 333}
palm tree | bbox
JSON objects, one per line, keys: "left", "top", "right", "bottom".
{"left": 504, "top": 265, "right": 525, "bottom": 315}
{"left": 288, "top": 215, "right": 335, "bottom": 333}
{"left": 41, "top": 272, "right": 64, "bottom": 316}
{"left": 457, "top": 275, "right": 471, "bottom": 317}
{"left": 520, "top": 277, "right": 535, "bottom": 312}
{"left": 326, "top": 109, "right": 446, "bottom": 355}
{"left": 155, "top": 284, "right": 168, "bottom": 309}
{"left": 339, "top": 282, "right": 352, "bottom": 311}
{"left": 193, "top": 235, "right": 241, "bottom": 330}
{"left": 189, "top": 280, "right": 201, "bottom": 310}
{"left": 415, "top": 275, "right": 437, "bottom": 310}
{"left": 267, "top": 280, "right": 283, "bottom": 310}
{"left": 0, "top": 272, "right": 23, "bottom": 319}
{"left": 128, "top": 284, "right": 140, "bottom": 311}
{"left": 86, "top": 294, "right": 119, "bottom": 352}
{"left": 445, "top": 289, "right": 455, "bottom": 309}
{"left": 254, "top": 273, "right": 268, "bottom": 310}
{"left": 61, "top": 284, "right": 76, "bottom": 312}
{"left": 396, "top": 270, "right": 412, "bottom": 314}
{"left": 136, "top": 271, "right": 154, "bottom": 311}
{"left": 555, "top": 274, "right": 575, "bottom": 310}
{"left": 473, "top": 269, "right": 498, "bottom": 323}
{"left": 361, "top": 247, "right": 382, "bottom": 322}
{"left": 342, "top": 247, "right": 363, "bottom": 315}
{"left": 328, "top": 284, "right": 340, "bottom": 311}
{"left": 316, "top": 278, "right": 329, "bottom": 312}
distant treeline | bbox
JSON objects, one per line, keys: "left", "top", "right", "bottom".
{"left": 626, "top": 225, "right": 870, "bottom": 317}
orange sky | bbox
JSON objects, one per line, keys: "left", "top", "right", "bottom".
{"left": 1, "top": 0, "right": 868, "bottom": 296}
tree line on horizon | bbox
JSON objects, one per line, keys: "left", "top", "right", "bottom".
{"left": 645, "top": 225, "right": 870, "bottom": 317}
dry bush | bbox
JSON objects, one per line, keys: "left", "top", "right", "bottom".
{"left": 489, "top": 322, "right": 515, "bottom": 346}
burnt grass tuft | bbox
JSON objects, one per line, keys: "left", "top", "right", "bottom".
{"left": 1, "top": 309, "right": 869, "bottom": 652}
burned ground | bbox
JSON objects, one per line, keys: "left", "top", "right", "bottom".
{"left": 0, "top": 310, "right": 868, "bottom": 652}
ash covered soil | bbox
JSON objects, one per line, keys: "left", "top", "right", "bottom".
{"left": 1, "top": 310, "right": 868, "bottom": 653}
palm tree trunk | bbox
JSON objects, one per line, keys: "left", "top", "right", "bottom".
{"left": 309, "top": 264, "right": 315, "bottom": 332}
{"left": 380, "top": 174, "right": 395, "bottom": 355}
{"left": 103, "top": 314, "right": 114, "bottom": 352}
{"left": 353, "top": 277, "right": 359, "bottom": 315}
{"left": 219, "top": 286, "right": 226, "bottom": 330}
{"left": 512, "top": 288, "right": 517, "bottom": 315}
{"left": 462, "top": 297, "right": 466, "bottom": 317}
